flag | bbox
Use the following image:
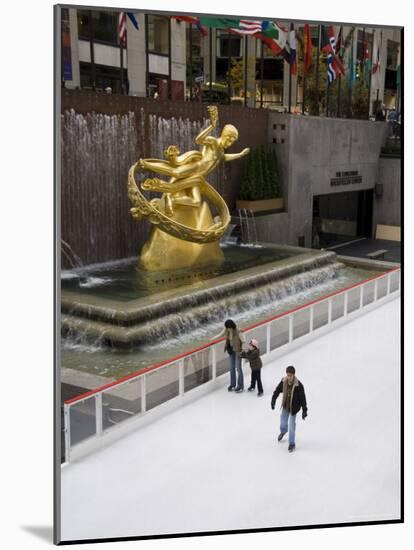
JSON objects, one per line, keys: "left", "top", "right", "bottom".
{"left": 126, "top": 12, "right": 139, "bottom": 30}
{"left": 327, "top": 53, "right": 343, "bottom": 83}
{"left": 348, "top": 35, "right": 355, "bottom": 85}
{"left": 260, "top": 21, "right": 283, "bottom": 40}
{"left": 256, "top": 21, "right": 286, "bottom": 57}
{"left": 229, "top": 20, "right": 263, "bottom": 35}
{"left": 335, "top": 26, "right": 344, "bottom": 59}
{"left": 199, "top": 17, "right": 240, "bottom": 28}
{"left": 303, "top": 23, "right": 313, "bottom": 76}
{"left": 286, "top": 24, "right": 297, "bottom": 75}
{"left": 321, "top": 25, "right": 344, "bottom": 76}
{"left": 172, "top": 15, "right": 207, "bottom": 36}
{"left": 372, "top": 32, "right": 381, "bottom": 74}
{"left": 118, "top": 11, "right": 127, "bottom": 46}
{"left": 363, "top": 35, "right": 371, "bottom": 85}
{"left": 320, "top": 25, "right": 336, "bottom": 54}
{"left": 255, "top": 35, "right": 283, "bottom": 55}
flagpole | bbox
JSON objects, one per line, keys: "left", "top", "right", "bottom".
{"left": 348, "top": 29, "right": 354, "bottom": 118}
{"left": 302, "top": 68, "right": 306, "bottom": 115}
{"left": 209, "top": 28, "right": 213, "bottom": 94}
{"left": 189, "top": 23, "right": 193, "bottom": 100}
{"left": 120, "top": 39, "right": 124, "bottom": 94}
{"left": 168, "top": 18, "right": 172, "bottom": 99}
{"left": 326, "top": 81, "right": 330, "bottom": 117}
{"left": 315, "top": 25, "right": 320, "bottom": 116}
{"left": 367, "top": 29, "right": 375, "bottom": 119}
{"left": 302, "top": 26, "right": 307, "bottom": 115}
{"left": 244, "top": 35, "right": 248, "bottom": 107}
{"left": 227, "top": 32, "right": 232, "bottom": 103}
{"left": 260, "top": 39, "right": 264, "bottom": 108}
{"left": 89, "top": 10, "right": 96, "bottom": 90}
{"left": 361, "top": 27, "right": 365, "bottom": 83}
{"left": 336, "top": 26, "right": 343, "bottom": 117}
{"left": 288, "top": 23, "right": 293, "bottom": 114}
{"left": 145, "top": 14, "right": 149, "bottom": 97}
{"left": 336, "top": 77, "right": 341, "bottom": 117}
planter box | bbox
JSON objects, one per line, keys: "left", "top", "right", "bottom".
{"left": 236, "top": 198, "right": 284, "bottom": 213}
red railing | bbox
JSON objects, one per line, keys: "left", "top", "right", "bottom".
{"left": 64, "top": 266, "right": 400, "bottom": 406}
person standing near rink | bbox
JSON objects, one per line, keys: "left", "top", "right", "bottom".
{"left": 271, "top": 366, "right": 308, "bottom": 453}
{"left": 213, "top": 319, "right": 245, "bottom": 392}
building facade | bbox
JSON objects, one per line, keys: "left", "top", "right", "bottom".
{"left": 61, "top": 8, "right": 401, "bottom": 116}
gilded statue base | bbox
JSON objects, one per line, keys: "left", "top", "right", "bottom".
{"left": 138, "top": 201, "right": 224, "bottom": 271}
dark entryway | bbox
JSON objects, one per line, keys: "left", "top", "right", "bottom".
{"left": 312, "top": 189, "right": 374, "bottom": 248}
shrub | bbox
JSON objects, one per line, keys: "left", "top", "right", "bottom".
{"left": 240, "top": 145, "right": 281, "bottom": 201}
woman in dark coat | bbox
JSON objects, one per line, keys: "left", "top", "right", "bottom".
{"left": 213, "top": 319, "right": 245, "bottom": 392}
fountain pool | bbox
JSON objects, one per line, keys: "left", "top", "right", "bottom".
{"left": 60, "top": 243, "right": 390, "bottom": 387}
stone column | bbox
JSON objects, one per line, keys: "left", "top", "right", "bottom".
{"left": 170, "top": 19, "right": 186, "bottom": 98}
{"left": 126, "top": 13, "right": 146, "bottom": 97}
{"left": 246, "top": 35, "right": 257, "bottom": 108}
{"left": 66, "top": 8, "right": 80, "bottom": 89}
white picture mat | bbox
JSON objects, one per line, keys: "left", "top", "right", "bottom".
{"left": 1, "top": 0, "right": 410, "bottom": 549}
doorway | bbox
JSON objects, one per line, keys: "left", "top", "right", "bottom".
{"left": 312, "top": 190, "right": 374, "bottom": 248}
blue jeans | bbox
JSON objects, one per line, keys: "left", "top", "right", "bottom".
{"left": 229, "top": 353, "right": 243, "bottom": 389}
{"left": 280, "top": 408, "right": 296, "bottom": 445}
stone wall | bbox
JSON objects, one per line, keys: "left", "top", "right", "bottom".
{"left": 268, "top": 113, "right": 389, "bottom": 247}
{"left": 373, "top": 157, "right": 401, "bottom": 230}
{"left": 60, "top": 91, "right": 269, "bottom": 267}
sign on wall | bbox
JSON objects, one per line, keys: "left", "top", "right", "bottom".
{"left": 330, "top": 171, "right": 362, "bottom": 187}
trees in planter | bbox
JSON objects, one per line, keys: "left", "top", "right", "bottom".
{"left": 240, "top": 145, "right": 281, "bottom": 201}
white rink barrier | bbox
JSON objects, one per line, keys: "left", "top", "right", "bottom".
{"left": 63, "top": 267, "right": 401, "bottom": 464}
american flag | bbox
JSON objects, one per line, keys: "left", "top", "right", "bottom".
{"left": 230, "top": 20, "right": 263, "bottom": 35}
{"left": 372, "top": 33, "right": 382, "bottom": 74}
{"left": 171, "top": 15, "right": 208, "bottom": 36}
{"left": 118, "top": 11, "right": 127, "bottom": 46}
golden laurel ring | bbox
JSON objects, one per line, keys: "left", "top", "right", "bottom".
{"left": 127, "top": 162, "right": 230, "bottom": 244}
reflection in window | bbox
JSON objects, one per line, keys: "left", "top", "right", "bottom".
{"left": 186, "top": 25, "right": 203, "bottom": 99}
{"left": 386, "top": 40, "right": 399, "bottom": 70}
{"left": 147, "top": 15, "right": 169, "bottom": 54}
{"left": 217, "top": 31, "right": 241, "bottom": 57}
{"left": 78, "top": 10, "right": 119, "bottom": 44}
{"left": 80, "top": 62, "right": 127, "bottom": 94}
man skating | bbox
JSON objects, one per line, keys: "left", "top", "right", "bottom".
{"left": 271, "top": 366, "right": 308, "bottom": 453}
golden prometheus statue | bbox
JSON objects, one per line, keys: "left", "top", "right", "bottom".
{"left": 128, "top": 106, "right": 249, "bottom": 271}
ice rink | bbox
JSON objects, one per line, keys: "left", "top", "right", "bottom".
{"left": 61, "top": 297, "right": 400, "bottom": 542}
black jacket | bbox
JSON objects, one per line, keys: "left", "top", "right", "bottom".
{"left": 271, "top": 378, "right": 308, "bottom": 416}
{"left": 240, "top": 348, "right": 262, "bottom": 370}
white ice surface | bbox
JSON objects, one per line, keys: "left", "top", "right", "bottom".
{"left": 61, "top": 298, "right": 401, "bottom": 542}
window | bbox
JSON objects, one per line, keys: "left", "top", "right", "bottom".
{"left": 386, "top": 40, "right": 399, "bottom": 70}
{"left": 261, "top": 59, "right": 284, "bottom": 80}
{"left": 217, "top": 32, "right": 241, "bottom": 57}
{"left": 216, "top": 57, "right": 230, "bottom": 81}
{"left": 80, "top": 62, "right": 127, "bottom": 93}
{"left": 147, "top": 15, "right": 169, "bottom": 55}
{"left": 78, "top": 10, "right": 119, "bottom": 45}
{"left": 186, "top": 25, "right": 203, "bottom": 89}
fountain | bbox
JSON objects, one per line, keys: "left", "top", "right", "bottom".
{"left": 60, "top": 105, "right": 389, "bottom": 381}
